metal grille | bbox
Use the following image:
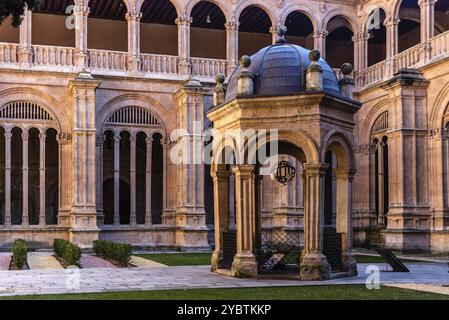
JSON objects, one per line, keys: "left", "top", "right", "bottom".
{"left": 106, "top": 106, "right": 162, "bottom": 127}
{"left": 0, "top": 101, "right": 53, "bottom": 121}
{"left": 258, "top": 231, "right": 301, "bottom": 274}
{"left": 323, "top": 229, "right": 343, "bottom": 272}
{"left": 372, "top": 111, "right": 389, "bottom": 134}
{"left": 222, "top": 230, "right": 236, "bottom": 270}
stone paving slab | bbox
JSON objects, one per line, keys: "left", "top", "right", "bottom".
{"left": 129, "top": 256, "right": 166, "bottom": 268}
{"left": 79, "top": 255, "right": 117, "bottom": 269}
{"left": 0, "top": 263, "right": 448, "bottom": 297}
{"left": 0, "top": 256, "right": 11, "bottom": 271}
{"left": 27, "top": 253, "right": 64, "bottom": 270}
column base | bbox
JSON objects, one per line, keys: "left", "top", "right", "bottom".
{"left": 211, "top": 249, "right": 223, "bottom": 272}
{"left": 231, "top": 253, "right": 258, "bottom": 278}
{"left": 69, "top": 228, "right": 99, "bottom": 248}
{"left": 342, "top": 252, "right": 358, "bottom": 277}
{"left": 300, "top": 253, "right": 331, "bottom": 281}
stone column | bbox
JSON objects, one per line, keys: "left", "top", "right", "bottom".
{"left": 336, "top": 168, "right": 358, "bottom": 276}
{"left": 68, "top": 72, "right": 101, "bottom": 245}
{"left": 18, "top": 7, "right": 32, "bottom": 68}
{"left": 226, "top": 20, "right": 239, "bottom": 75}
{"left": 57, "top": 133, "right": 73, "bottom": 227}
{"left": 176, "top": 15, "right": 192, "bottom": 75}
{"left": 95, "top": 134, "right": 105, "bottom": 225}
{"left": 300, "top": 163, "right": 331, "bottom": 281}
{"left": 145, "top": 137, "right": 153, "bottom": 226}
{"left": 313, "top": 29, "right": 328, "bottom": 59}
{"left": 210, "top": 170, "right": 230, "bottom": 271}
{"left": 385, "top": 16, "right": 399, "bottom": 76}
{"left": 130, "top": 134, "right": 137, "bottom": 226}
{"left": 353, "top": 31, "right": 369, "bottom": 71}
{"left": 419, "top": 0, "right": 436, "bottom": 63}
{"left": 39, "top": 131, "right": 46, "bottom": 227}
{"left": 382, "top": 69, "right": 430, "bottom": 251}
{"left": 113, "top": 134, "right": 121, "bottom": 226}
{"left": 126, "top": 11, "right": 141, "bottom": 73}
{"left": 174, "top": 79, "right": 209, "bottom": 250}
{"left": 74, "top": 1, "right": 89, "bottom": 69}
{"left": 376, "top": 141, "right": 386, "bottom": 225}
{"left": 231, "top": 165, "right": 258, "bottom": 278}
{"left": 22, "top": 131, "right": 29, "bottom": 226}
{"left": 4, "top": 130, "right": 11, "bottom": 227}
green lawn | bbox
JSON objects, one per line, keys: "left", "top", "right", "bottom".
{"left": 137, "top": 252, "right": 421, "bottom": 266}
{"left": 137, "top": 253, "right": 212, "bottom": 266}
{"left": 1, "top": 285, "right": 447, "bottom": 300}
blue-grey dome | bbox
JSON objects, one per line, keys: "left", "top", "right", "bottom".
{"left": 225, "top": 43, "right": 341, "bottom": 103}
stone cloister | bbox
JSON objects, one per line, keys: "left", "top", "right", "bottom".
{"left": 0, "top": 0, "right": 448, "bottom": 257}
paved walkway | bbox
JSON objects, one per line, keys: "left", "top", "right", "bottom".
{"left": 0, "top": 263, "right": 447, "bottom": 297}
{"left": 387, "top": 283, "right": 449, "bottom": 296}
{"left": 0, "top": 254, "right": 11, "bottom": 271}
{"left": 80, "top": 255, "right": 116, "bottom": 269}
{"left": 27, "top": 253, "right": 63, "bottom": 270}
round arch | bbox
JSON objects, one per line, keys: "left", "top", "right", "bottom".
{"left": 280, "top": 5, "right": 318, "bottom": 33}
{"left": 430, "top": 81, "right": 449, "bottom": 129}
{"left": 321, "top": 131, "right": 355, "bottom": 170}
{"left": 0, "top": 87, "right": 66, "bottom": 133}
{"left": 136, "top": 0, "right": 181, "bottom": 17}
{"left": 323, "top": 11, "right": 358, "bottom": 35}
{"left": 360, "top": 99, "right": 390, "bottom": 144}
{"left": 234, "top": 0, "right": 276, "bottom": 27}
{"left": 185, "top": 0, "right": 231, "bottom": 22}
{"left": 97, "top": 94, "right": 174, "bottom": 137}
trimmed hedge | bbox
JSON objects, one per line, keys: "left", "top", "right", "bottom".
{"left": 53, "top": 239, "right": 81, "bottom": 266}
{"left": 12, "top": 239, "right": 28, "bottom": 269}
{"left": 93, "top": 240, "right": 131, "bottom": 267}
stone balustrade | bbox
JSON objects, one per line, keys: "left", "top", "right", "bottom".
{"left": 140, "top": 53, "right": 178, "bottom": 74}
{"left": 191, "top": 57, "right": 227, "bottom": 78}
{"left": 32, "top": 45, "right": 75, "bottom": 67}
{"left": 89, "top": 49, "right": 127, "bottom": 71}
{"left": 0, "top": 42, "right": 19, "bottom": 65}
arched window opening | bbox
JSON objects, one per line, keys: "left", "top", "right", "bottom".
{"left": 398, "top": 0, "right": 421, "bottom": 53}
{"left": 11, "top": 127, "right": 23, "bottom": 225}
{"left": 136, "top": 132, "right": 147, "bottom": 224}
{"left": 238, "top": 6, "right": 272, "bottom": 57}
{"left": 191, "top": 1, "right": 227, "bottom": 59}
{"left": 88, "top": 0, "right": 128, "bottom": 51}
{"left": 141, "top": 0, "right": 178, "bottom": 55}
{"left": 435, "top": 1, "right": 449, "bottom": 35}
{"left": 285, "top": 11, "right": 314, "bottom": 50}
{"left": 324, "top": 151, "right": 336, "bottom": 227}
{"left": 102, "top": 130, "right": 115, "bottom": 225}
{"left": 326, "top": 16, "right": 354, "bottom": 68}
{"left": 119, "top": 131, "right": 131, "bottom": 224}
{"left": 28, "top": 128, "right": 40, "bottom": 225}
{"left": 45, "top": 128, "right": 59, "bottom": 225}
{"left": 367, "top": 8, "right": 386, "bottom": 66}
{"left": 151, "top": 132, "right": 164, "bottom": 225}
{"left": 0, "top": 16, "right": 19, "bottom": 43}
{"left": 371, "top": 112, "right": 389, "bottom": 226}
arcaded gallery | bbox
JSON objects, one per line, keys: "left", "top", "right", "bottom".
{"left": 0, "top": 0, "right": 449, "bottom": 280}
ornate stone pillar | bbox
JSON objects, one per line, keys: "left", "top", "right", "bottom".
{"left": 39, "top": 131, "right": 46, "bottom": 227}
{"left": 126, "top": 11, "right": 141, "bottom": 73}
{"left": 22, "top": 131, "right": 29, "bottom": 226}
{"left": 300, "top": 163, "right": 331, "bottom": 281}
{"left": 352, "top": 31, "right": 369, "bottom": 71}
{"left": 130, "top": 134, "right": 137, "bottom": 226}
{"left": 313, "top": 29, "right": 328, "bottom": 58}
{"left": 336, "top": 168, "right": 358, "bottom": 276}
{"left": 376, "top": 141, "right": 386, "bottom": 225}
{"left": 74, "top": 1, "right": 89, "bottom": 69}
{"left": 419, "top": 0, "right": 436, "bottom": 63}
{"left": 68, "top": 72, "right": 101, "bottom": 245}
{"left": 57, "top": 133, "right": 73, "bottom": 227}
{"left": 173, "top": 79, "right": 209, "bottom": 250}
{"left": 18, "top": 7, "right": 32, "bottom": 68}
{"left": 226, "top": 20, "right": 239, "bottom": 76}
{"left": 4, "top": 130, "right": 11, "bottom": 227}
{"left": 145, "top": 137, "right": 153, "bottom": 226}
{"left": 385, "top": 16, "right": 399, "bottom": 76}
{"left": 176, "top": 15, "right": 192, "bottom": 75}
{"left": 231, "top": 165, "right": 258, "bottom": 278}
{"left": 113, "top": 134, "right": 121, "bottom": 226}
{"left": 210, "top": 170, "right": 230, "bottom": 271}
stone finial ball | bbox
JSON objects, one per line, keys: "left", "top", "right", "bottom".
{"left": 240, "top": 55, "right": 251, "bottom": 68}
{"left": 216, "top": 74, "right": 225, "bottom": 84}
{"left": 278, "top": 25, "right": 287, "bottom": 37}
{"left": 341, "top": 63, "right": 353, "bottom": 75}
{"left": 308, "top": 50, "right": 321, "bottom": 62}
